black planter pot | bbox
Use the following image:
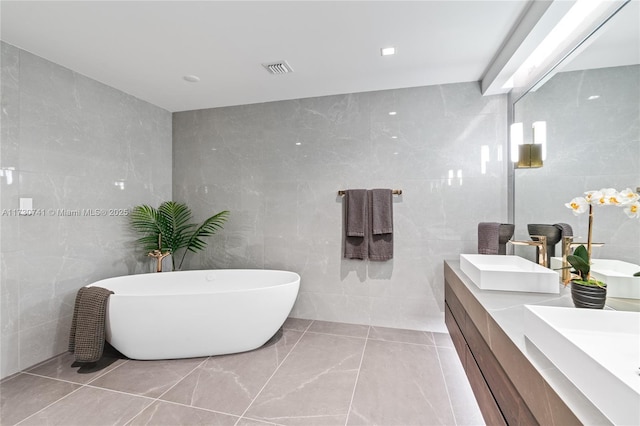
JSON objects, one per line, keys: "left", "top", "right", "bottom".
{"left": 571, "top": 281, "right": 607, "bottom": 309}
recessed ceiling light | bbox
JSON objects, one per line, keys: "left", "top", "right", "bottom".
{"left": 381, "top": 47, "right": 396, "bottom": 56}
{"left": 388, "top": 111, "right": 397, "bottom": 116}
{"left": 391, "top": 136, "right": 398, "bottom": 139}
{"left": 295, "top": 142, "right": 302, "bottom": 146}
{"left": 183, "top": 75, "right": 201, "bottom": 83}
{"left": 588, "top": 95, "right": 600, "bottom": 100}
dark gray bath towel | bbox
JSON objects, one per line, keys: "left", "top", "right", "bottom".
{"left": 478, "top": 222, "right": 500, "bottom": 255}
{"left": 68, "top": 286, "right": 114, "bottom": 363}
{"left": 369, "top": 189, "right": 393, "bottom": 261}
{"left": 344, "top": 189, "right": 369, "bottom": 259}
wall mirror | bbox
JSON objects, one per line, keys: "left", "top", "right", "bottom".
{"left": 512, "top": 0, "right": 639, "bottom": 264}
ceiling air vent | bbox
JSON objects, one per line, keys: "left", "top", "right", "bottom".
{"left": 262, "top": 60, "right": 294, "bottom": 75}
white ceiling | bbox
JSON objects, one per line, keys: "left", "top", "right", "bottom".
{"left": 2, "top": 1, "right": 536, "bottom": 112}
{"left": 4, "top": 1, "right": 638, "bottom": 114}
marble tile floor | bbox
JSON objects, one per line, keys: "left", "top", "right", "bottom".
{"left": 1, "top": 319, "right": 484, "bottom": 426}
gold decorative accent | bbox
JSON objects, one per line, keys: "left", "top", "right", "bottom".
{"left": 516, "top": 144, "right": 543, "bottom": 168}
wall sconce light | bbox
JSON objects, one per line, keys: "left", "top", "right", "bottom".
{"left": 511, "top": 121, "right": 547, "bottom": 168}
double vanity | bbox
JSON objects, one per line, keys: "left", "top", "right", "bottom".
{"left": 445, "top": 255, "right": 640, "bottom": 425}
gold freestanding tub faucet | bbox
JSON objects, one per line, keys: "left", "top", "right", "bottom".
{"left": 148, "top": 250, "right": 171, "bottom": 273}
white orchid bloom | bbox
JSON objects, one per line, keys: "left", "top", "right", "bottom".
{"left": 592, "top": 188, "right": 619, "bottom": 205}
{"left": 565, "top": 197, "right": 588, "bottom": 215}
{"left": 623, "top": 201, "right": 640, "bottom": 219}
{"left": 601, "top": 188, "right": 623, "bottom": 205}
{"left": 618, "top": 188, "right": 640, "bottom": 205}
{"left": 584, "top": 190, "right": 603, "bottom": 205}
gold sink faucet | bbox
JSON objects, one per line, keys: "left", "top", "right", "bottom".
{"left": 508, "top": 235, "right": 548, "bottom": 267}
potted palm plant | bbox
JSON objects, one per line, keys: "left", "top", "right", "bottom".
{"left": 130, "top": 201, "right": 229, "bottom": 272}
{"left": 565, "top": 187, "right": 639, "bottom": 308}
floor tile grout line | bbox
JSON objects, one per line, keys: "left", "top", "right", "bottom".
{"left": 81, "top": 384, "right": 158, "bottom": 426}
{"left": 434, "top": 345, "right": 460, "bottom": 426}
{"left": 14, "top": 382, "right": 86, "bottom": 425}
{"left": 367, "top": 337, "right": 439, "bottom": 347}
{"left": 344, "top": 325, "right": 371, "bottom": 426}
{"left": 305, "top": 330, "right": 368, "bottom": 340}
{"left": 154, "top": 356, "right": 211, "bottom": 402}
{"left": 233, "top": 320, "right": 313, "bottom": 426}
{"left": 126, "top": 395, "right": 244, "bottom": 423}
{"left": 81, "top": 383, "right": 158, "bottom": 401}
{"left": 18, "top": 356, "right": 131, "bottom": 387}
{"left": 124, "top": 355, "right": 213, "bottom": 424}
{"left": 21, "top": 370, "right": 88, "bottom": 387}
{"left": 85, "top": 358, "right": 131, "bottom": 385}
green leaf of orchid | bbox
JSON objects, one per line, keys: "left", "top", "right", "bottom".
{"left": 567, "top": 254, "right": 590, "bottom": 277}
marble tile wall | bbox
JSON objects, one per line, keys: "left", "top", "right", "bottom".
{"left": 173, "top": 83, "right": 508, "bottom": 331}
{"left": 0, "top": 42, "right": 172, "bottom": 378}
{"left": 514, "top": 65, "right": 640, "bottom": 263}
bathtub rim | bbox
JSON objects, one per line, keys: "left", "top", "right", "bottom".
{"left": 87, "top": 268, "right": 301, "bottom": 296}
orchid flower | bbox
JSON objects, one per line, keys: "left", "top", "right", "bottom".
{"left": 619, "top": 188, "right": 640, "bottom": 205}
{"left": 565, "top": 197, "right": 588, "bottom": 215}
{"left": 584, "top": 190, "right": 601, "bottom": 205}
{"left": 624, "top": 201, "right": 640, "bottom": 219}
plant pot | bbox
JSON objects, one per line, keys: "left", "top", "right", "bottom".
{"left": 571, "top": 281, "right": 606, "bottom": 309}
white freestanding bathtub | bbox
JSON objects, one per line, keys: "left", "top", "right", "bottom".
{"left": 88, "top": 269, "right": 300, "bottom": 360}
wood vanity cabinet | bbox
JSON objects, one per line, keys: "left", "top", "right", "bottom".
{"left": 445, "top": 284, "right": 535, "bottom": 425}
{"left": 444, "top": 261, "right": 581, "bottom": 426}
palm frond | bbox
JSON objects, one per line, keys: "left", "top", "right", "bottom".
{"left": 130, "top": 205, "right": 163, "bottom": 251}
{"left": 157, "top": 201, "right": 194, "bottom": 252}
{"left": 177, "top": 210, "right": 229, "bottom": 269}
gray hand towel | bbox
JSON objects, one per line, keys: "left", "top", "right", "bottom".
{"left": 478, "top": 222, "right": 500, "bottom": 255}
{"left": 553, "top": 223, "right": 573, "bottom": 238}
{"left": 344, "top": 189, "right": 369, "bottom": 259}
{"left": 370, "top": 188, "right": 393, "bottom": 235}
{"left": 345, "top": 189, "right": 367, "bottom": 237}
{"left": 368, "top": 189, "right": 393, "bottom": 261}
{"left": 69, "top": 286, "right": 114, "bottom": 363}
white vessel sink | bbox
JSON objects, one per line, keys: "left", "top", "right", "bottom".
{"left": 550, "top": 257, "right": 640, "bottom": 299}
{"left": 459, "top": 254, "right": 559, "bottom": 293}
{"left": 524, "top": 305, "right": 640, "bottom": 425}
